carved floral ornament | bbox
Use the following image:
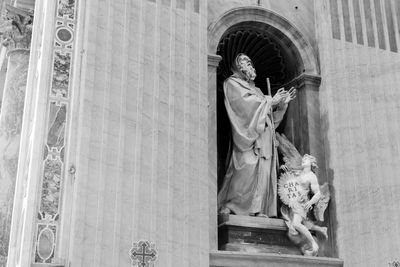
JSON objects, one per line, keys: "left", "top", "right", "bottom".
{"left": 0, "top": 4, "right": 33, "bottom": 50}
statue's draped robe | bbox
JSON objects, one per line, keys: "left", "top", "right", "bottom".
{"left": 218, "top": 74, "right": 287, "bottom": 217}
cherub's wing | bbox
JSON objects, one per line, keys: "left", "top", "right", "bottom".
{"left": 313, "top": 182, "right": 330, "bottom": 222}
{"left": 276, "top": 133, "right": 302, "bottom": 171}
{"left": 319, "top": 182, "right": 330, "bottom": 197}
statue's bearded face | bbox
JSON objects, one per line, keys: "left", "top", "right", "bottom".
{"left": 237, "top": 55, "right": 256, "bottom": 81}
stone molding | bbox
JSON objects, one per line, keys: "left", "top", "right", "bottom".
{"left": 208, "top": 53, "right": 222, "bottom": 67}
{"left": 210, "top": 251, "right": 344, "bottom": 267}
{"left": 282, "top": 73, "right": 322, "bottom": 90}
{"left": 300, "top": 73, "right": 322, "bottom": 87}
{"left": 14, "top": 0, "right": 36, "bottom": 10}
{"left": 6, "top": 47, "right": 30, "bottom": 56}
{"left": 0, "top": 4, "right": 33, "bottom": 50}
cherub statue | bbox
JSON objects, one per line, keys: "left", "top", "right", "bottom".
{"left": 277, "top": 133, "right": 330, "bottom": 256}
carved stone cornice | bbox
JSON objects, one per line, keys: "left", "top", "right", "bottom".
{"left": 208, "top": 54, "right": 222, "bottom": 67}
{"left": 281, "top": 73, "right": 321, "bottom": 90}
{"left": 299, "top": 73, "right": 322, "bottom": 87}
{"left": 0, "top": 4, "right": 33, "bottom": 50}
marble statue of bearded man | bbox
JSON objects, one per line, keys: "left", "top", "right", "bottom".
{"left": 218, "top": 53, "right": 296, "bottom": 217}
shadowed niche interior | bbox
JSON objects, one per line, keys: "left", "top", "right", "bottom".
{"left": 216, "top": 27, "right": 299, "bottom": 191}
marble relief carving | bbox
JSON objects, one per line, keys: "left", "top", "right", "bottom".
{"left": 35, "top": 224, "right": 57, "bottom": 263}
{"left": 40, "top": 102, "right": 66, "bottom": 219}
{"left": 57, "top": 0, "right": 75, "bottom": 20}
{"left": 56, "top": 28, "right": 73, "bottom": 43}
{"left": 46, "top": 103, "right": 66, "bottom": 153}
{"left": 0, "top": 69, "right": 26, "bottom": 138}
{"left": 54, "top": 19, "right": 74, "bottom": 50}
{"left": 0, "top": 5, "right": 33, "bottom": 49}
{"left": 51, "top": 52, "right": 71, "bottom": 98}
{"left": 40, "top": 159, "right": 62, "bottom": 218}
{"left": 34, "top": 0, "right": 76, "bottom": 263}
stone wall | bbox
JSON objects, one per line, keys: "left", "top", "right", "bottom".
{"left": 69, "top": 0, "right": 209, "bottom": 266}
{"left": 4, "top": 0, "right": 399, "bottom": 266}
{"left": 315, "top": 0, "right": 400, "bottom": 266}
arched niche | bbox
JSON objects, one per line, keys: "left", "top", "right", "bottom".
{"left": 208, "top": 6, "right": 334, "bottom": 257}
{"left": 208, "top": 7, "right": 319, "bottom": 74}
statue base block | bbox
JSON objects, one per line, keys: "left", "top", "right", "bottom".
{"left": 218, "top": 214, "right": 301, "bottom": 255}
{"left": 210, "top": 251, "right": 344, "bottom": 267}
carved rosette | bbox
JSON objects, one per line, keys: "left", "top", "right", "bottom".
{"left": 0, "top": 4, "right": 33, "bottom": 50}
{"left": 33, "top": 0, "right": 77, "bottom": 264}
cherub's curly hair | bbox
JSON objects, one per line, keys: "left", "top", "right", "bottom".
{"left": 303, "top": 154, "right": 318, "bottom": 172}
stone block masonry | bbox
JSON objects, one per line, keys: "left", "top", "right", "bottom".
{"left": 68, "top": 0, "right": 209, "bottom": 266}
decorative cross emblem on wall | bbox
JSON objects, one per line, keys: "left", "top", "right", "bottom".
{"left": 129, "top": 240, "right": 157, "bottom": 267}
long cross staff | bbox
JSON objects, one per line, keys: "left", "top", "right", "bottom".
{"left": 266, "top": 77, "right": 272, "bottom": 96}
{"left": 266, "top": 77, "right": 275, "bottom": 133}
{"left": 266, "top": 77, "right": 273, "bottom": 124}
{"left": 266, "top": 77, "right": 280, "bottom": 169}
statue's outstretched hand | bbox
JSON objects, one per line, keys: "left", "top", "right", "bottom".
{"left": 272, "top": 88, "right": 286, "bottom": 107}
{"left": 284, "top": 87, "right": 297, "bottom": 104}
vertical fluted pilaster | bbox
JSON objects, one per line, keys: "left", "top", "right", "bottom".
{"left": 0, "top": 6, "right": 32, "bottom": 266}
{"left": 0, "top": 49, "right": 29, "bottom": 267}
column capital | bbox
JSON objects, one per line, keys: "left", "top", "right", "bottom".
{"left": 0, "top": 4, "right": 33, "bottom": 51}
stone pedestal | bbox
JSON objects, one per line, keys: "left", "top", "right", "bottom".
{"left": 218, "top": 214, "right": 301, "bottom": 255}
{"left": 0, "top": 49, "right": 29, "bottom": 266}
{"left": 210, "top": 251, "right": 344, "bottom": 267}
{"left": 216, "top": 215, "right": 343, "bottom": 267}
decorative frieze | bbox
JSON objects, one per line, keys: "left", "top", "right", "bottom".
{"left": 33, "top": 0, "right": 77, "bottom": 264}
